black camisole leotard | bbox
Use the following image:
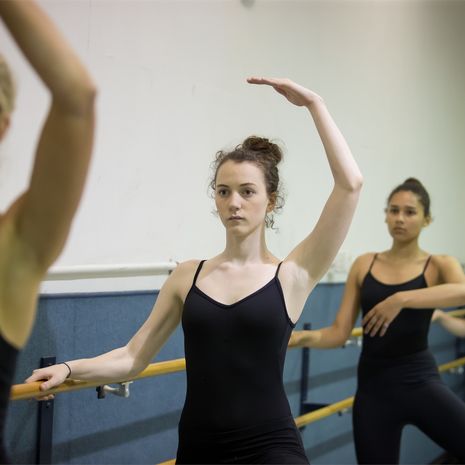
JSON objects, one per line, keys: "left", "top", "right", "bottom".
{"left": 353, "top": 254, "right": 465, "bottom": 464}
{"left": 176, "top": 260, "right": 308, "bottom": 464}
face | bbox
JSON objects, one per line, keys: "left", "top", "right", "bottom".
{"left": 385, "top": 190, "right": 430, "bottom": 242}
{"left": 215, "top": 160, "right": 274, "bottom": 235}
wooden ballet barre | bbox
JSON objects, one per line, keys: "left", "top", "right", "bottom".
{"left": 294, "top": 396, "right": 353, "bottom": 428}
{"left": 11, "top": 349, "right": 465, "bottom": 402}
{"left": 438, "top": 356, "right": 465, "bottom": 374}
{"left": 11, "top": 358, "right": 186, "bottom": 401}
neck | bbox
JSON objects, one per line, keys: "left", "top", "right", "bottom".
{"left": 387, "top": 239, "right": 423, "bottom": 261}
{"left": 221, "top": 226, "right": 272, "bottom": 264}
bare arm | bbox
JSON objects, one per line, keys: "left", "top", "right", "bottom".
{"left": 363, "top": 256, "right": 465, "bottom": 337}
{"left": 25, "top": 262, "right": 190, "bottom": 392}
{"left": 290, "top": 257, "right": 363, "bottom": 349}
{"left": 433, "top": 310, "right": 465, "bottom": 338}
{"left": 247, "top": 78, "right": 362, "bottom": 286}
{"left": 0, "top": 0, "right": 96, "bottom": 269}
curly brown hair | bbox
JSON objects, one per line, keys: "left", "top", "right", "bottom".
{"left": 210, "top": 136, "right": 285, "bottom": 228}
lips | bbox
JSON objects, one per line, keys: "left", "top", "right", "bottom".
{"left": 228, "top": 216, "right": 244, "bottom": 221}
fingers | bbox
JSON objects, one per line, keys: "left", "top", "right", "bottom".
{"left": 35, "top": 393, "right": 55, "bottom": 402}
{"left": 246, "top": 76, "right": 279, "bottom": 86}
{"left": 379, "top": 322, "right": 390, "bottom": 337}
{"left": 25, "top": 366, "right": 66, "bottom": 394}
{"left": 363, "top": 312, "right": 390, "bottom": 337}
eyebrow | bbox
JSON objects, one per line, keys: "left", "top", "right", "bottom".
{"left": 389, "top": 204, "right": 417, "bottom": 209}
{"left": 216, "top": 183, "right": 258, "bottom": 188}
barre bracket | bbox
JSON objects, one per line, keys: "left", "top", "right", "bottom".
{"left": 96, "top": 381, "right": 133, "bottom": 399}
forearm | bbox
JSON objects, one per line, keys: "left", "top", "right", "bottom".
{"left": 306, "top": 99, "right": 362, "bottom": 191}
{"left": 66, "top": 346, "right": 144, "bottom": 382}
{"left": 395, "top": 284, "right": 465, "bottom": 310}
{"left": 0, "top": 0, "right": 96, "bottom": 112}
{"left": 290, "top": 326, "right": 348, "bottom": 349}
{"left": 434, "top": 311, "right": 465, "bottom": 338}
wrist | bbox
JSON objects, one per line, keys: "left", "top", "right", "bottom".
{"left": 61, "top": 362, "right": 72, "bottom": 378}
{"left": 392, "top": 291, "right": 408, "bottom": 308}
{"left": 305, "top": 94, "right": 324, "bottom": 110}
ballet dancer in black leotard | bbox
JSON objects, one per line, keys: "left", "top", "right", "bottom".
{"left": 0, "top": 1, "right": 95, "bottom": 462}
{"left": 27, "top": 78, "right": 362, "bottom": 464}
{"left": 291, "top": 178, "right": 465, "bottom": 464}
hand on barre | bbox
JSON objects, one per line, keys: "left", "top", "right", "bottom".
{"left": 25, "top": 363, "right": 70, "bottom": 401}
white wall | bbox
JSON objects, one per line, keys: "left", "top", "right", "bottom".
{"left": 1, "top": 0, "right": 464, "bottom": 292}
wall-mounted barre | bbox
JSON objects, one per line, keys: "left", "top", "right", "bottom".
{"left": 10, "top": 354, "right": 465, "bottom": 403}
{"left": 45, "top": 262, "right": 177, "bottom": 281}
{"left": 11, "top": 309, "right": 465, "bottom": 401}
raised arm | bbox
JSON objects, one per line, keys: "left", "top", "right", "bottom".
{"left": 363, "top": 256, "right": 465, "bottom": 337}
{"left": 290, "top": 256, "right": 363, "bottom": 348}
{"left": 247, "top": 77, "right": 362, "bottom": 286}
{"left": 25, "top": 262, "right": 192, "bottom": 395}
{"left": 0, "top": 0, "right": 96, "bottom": 269}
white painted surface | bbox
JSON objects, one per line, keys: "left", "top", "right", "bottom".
{"left": 1, "top": 0, "right": 464, "bottom": 292}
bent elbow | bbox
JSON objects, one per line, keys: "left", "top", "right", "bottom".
{"left": 53, "top": 80, "right": 98, "bottom": 116}
{"left": 348, "top": 174, "right": 364, "bottom": 192}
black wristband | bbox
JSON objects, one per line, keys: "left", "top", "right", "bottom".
{"left": 62, "top": 362, "right": 72, "bottom": 378}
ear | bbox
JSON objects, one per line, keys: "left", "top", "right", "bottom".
{"left": 0, "top": 114, "right": 11, "bottom": 141}
{"left": 423, "top": 215, "right": 432, "bottom": 227}
{"left": 267, "top": 193, "right": 277, "bottom": 213}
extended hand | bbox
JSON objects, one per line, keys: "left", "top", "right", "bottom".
{"left": 25, "top": 363, "right": 70, "bottom": 401}
{"left": 362, "top": 295, "right": 402, "bottom": 337}
{"left": 247, "top": 77, "right": 322, "bottom": 107}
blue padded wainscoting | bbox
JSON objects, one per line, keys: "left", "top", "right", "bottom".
{"left": 6, "top": 285, "right": 464, "bottom": 464}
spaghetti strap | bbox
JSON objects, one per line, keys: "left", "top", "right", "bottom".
{"left": 192, "top": 260, "right": 206, "bottom": 286}
{"left": 275, "top": 262, "right": 283, "bottom": 278}
{"left": 423, "top": 255, "right": 432, "bottom": 273}
{"left": 368, "top": 254, "right": 378, "bottom": 273}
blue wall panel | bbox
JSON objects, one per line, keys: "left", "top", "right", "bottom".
{"left": 5, "top": 285, "right": 464, "bottom": 464}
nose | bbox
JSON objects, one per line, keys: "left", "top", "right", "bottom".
{"left": 395, "top": 211, "right": 405, "bottom": 223}
{"left": 228, "top": 191, "right": 242, "bottom": 212}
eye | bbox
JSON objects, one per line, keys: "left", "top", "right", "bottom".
{"left": 217, "top": 188, "right": 229, "bottom": 197}
{"left": 242, "top": 188, "right": 255, "bottom": 197}
{"left": 388, "top": 207, "right": 399, "bottom": 214}
{"left": 405, "top": 209, "right": 416, "bottom": 216}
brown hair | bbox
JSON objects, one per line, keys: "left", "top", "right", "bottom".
{"left": 387, "top": 177, "right": 431, "bottom": 218}
{"left": 210, "top": 136, "right": 285, "bottom": 228}
{"left": 0, "top": 55, "right": 15, "bottom": 122}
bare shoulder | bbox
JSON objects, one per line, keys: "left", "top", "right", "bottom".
{"left": 430, "top": 254, "right": 465, "bottom": 283}
{"left": 164, "top": 259, "right": 202, "bottom": 302}
{"left": 170, "top": 260, "right": 202, "bottom": 281}
{"left": 430, "top": 254, "right": 461, "bottom": 268}
{"left": 351, "top": 253, "right": 376, "bottom": 284}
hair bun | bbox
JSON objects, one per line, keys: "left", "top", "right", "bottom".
{"left": 242, "top": 136, "right": 282, "bottom": 165}
{"left": 404, "top": 177, "right": 423, "bottom": 187}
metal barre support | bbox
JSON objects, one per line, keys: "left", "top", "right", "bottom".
{"left": 96, "top": 381, "right": 133, "bottom": 399}
{"left": 36, "top": 356, "right": 55, "bottom": 465}
{"left": 299, "top": 323, "right": 328, "bottom": 430}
